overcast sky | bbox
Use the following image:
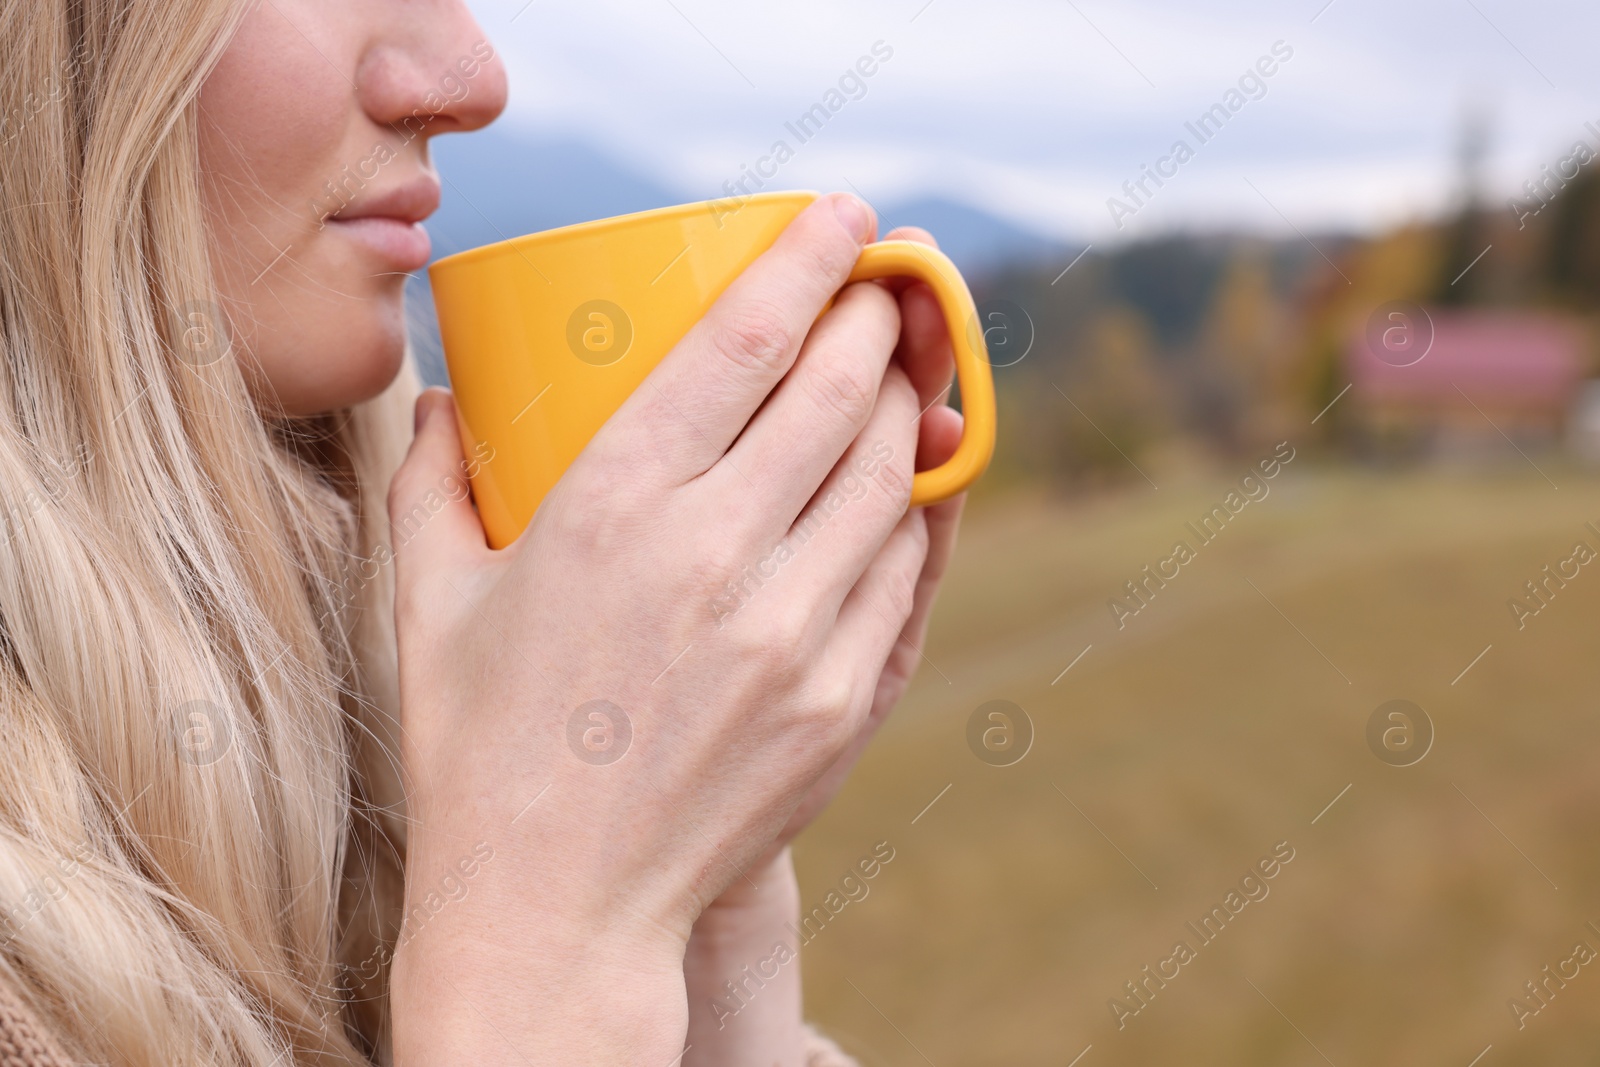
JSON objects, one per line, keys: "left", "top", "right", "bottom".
{"left": 467, "top": 0, "right": 1599, "bottom": 243}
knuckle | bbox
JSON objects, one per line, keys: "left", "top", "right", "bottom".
{"left": 838, "top": 277, "right": 899, "bottom": 324}
{"left": 547, "top": 467, "right": 651, "bottom": 554}
{"left": 804, "top": 358, "right": 878, "bottom": 426}
{"left": 743, "top": 603, "right": 813, "bottom": 675}
{"left": 880, "top": 557, "right": 920, "bottom": 623}
{"left": 881, "top": 360, "right": 917, "bottom": 408}
{"left": 693, "top": 531, "right": 743, "bottom": 585}
{"left": 693, "top": 538, "right": 747, "bottom": 611}
{"left": 791, "top": 670, "right": 857, "bottom": 748}
{"left": 873, "top": 449, "right": 915, "bottom": 504}
{"left": 789, "top": 225, "right": 856, "bottom": 289}
{"left": 712, "top": 301, "right": 794, "bottom": 374}
{"left": 567, "top": 464, "right": 625, "bottom": 515}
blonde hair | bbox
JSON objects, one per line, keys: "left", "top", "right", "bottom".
{"left": 0, "top": 1, "right": 416, "bottom": 1062}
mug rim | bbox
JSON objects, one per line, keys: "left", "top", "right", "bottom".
{"left": 428, "top": 188, "right": 822, "bottom": 274}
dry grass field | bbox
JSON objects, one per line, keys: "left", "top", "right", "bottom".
{"left": 796, "top": 459, "right": 1600, "bottom": 1066}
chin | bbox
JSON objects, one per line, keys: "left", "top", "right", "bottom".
{"left": 256, "top": 295, "right": 411, "bottom": 417}
{"left": 322, "top": 332, "right": 407, "bottom": 413}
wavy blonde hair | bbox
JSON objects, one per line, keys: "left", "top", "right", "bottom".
{"left": 0, "top": 1, "right": 415, "bottom": 1062}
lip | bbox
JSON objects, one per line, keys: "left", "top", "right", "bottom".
{"left": 326, "top": 178, "right": 442, "bottom": 272}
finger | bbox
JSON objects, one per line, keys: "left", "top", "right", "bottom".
{"left": 884, "top": 225, "right": 936, "bottom": 245}
{"left": 791, "top": 503, "right": 933, "bottom": 817}
{"left": 812, "top": 409, "right": 960, "bottom": 793}
{"left": 872, "top": 227, "right": 956, "bottom": 415}
{"left": 877, "top": 225, "right": 938, "bottom": 295}
{"left": 594, "top": 193, "right": 877, "bottom": 486}
{"left": 387, "top": 389, "right": 489, "bottom": 595}
{"left": 915, "top": 402, "right": 963, "bottom": 473}
{"left": 819, "top": 505, "right": 931, "bottom": 735}
{"left": 896, "top": 280, "right": 957, "bottom": 418}
{"left": 713, "top": 279, "right": 900, "bottom": 536}
{"left": 879, "top": 483, "right": 965, "bottom": 693}
{"left": 780, "top": 361, "right": 921, "bottom": 619}
{"left": 845, "top": 408, "right": 965, "bottom": 670}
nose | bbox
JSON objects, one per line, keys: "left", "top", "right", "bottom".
{"left": 355, "top": 2, "right": 509, "bottom": 139}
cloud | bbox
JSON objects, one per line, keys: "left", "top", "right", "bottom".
{"left": 470, "top": 0, "right": 1600, "bottom": 239}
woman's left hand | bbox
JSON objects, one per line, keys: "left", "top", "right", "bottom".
{"left": 681, "top": 227, "right": 971, "bottom": 1066}
{"left": 758, "top": 224, "right": 969, "bottom": 858}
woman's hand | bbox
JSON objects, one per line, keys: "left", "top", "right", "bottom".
{"left": 767, "top": 225, "right": 969, "bottom": 849}
{"left": 684, "top": 848, "right": 807, "bottom": 1066}
{"left": 681, "top": 229, "right": 970, "bottom": 1066}
{"left": 386, "top": 194, "right": 938, "bottom": 1065}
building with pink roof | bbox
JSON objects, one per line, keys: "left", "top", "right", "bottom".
{"left": 1347, "top": 309, "right": 1589, "bottom": 451}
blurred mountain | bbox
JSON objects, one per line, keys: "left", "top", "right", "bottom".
{"left": 424, "top": 127, "right": 1073, "bottom": 277}
{"left": 425, "top": 129, "right": 680, "bottom": 258}
{"left": 411, "top": 127, "right": 1078, "bottom": 384}
{"left": 867, "top": 197, "right": 1074, "bottom": 278}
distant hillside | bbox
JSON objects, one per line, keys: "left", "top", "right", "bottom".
{"left": 410, "top": 127, "right": 1080, "bottom": 384}
{"left": 423, "top": 127, "right": 1073, "bottom": 276}
{"left": 424, "top": 130, "right": 680, "bottom": 258}
{"left": 867, "top": 197, "right": 1072, "bottom": 278}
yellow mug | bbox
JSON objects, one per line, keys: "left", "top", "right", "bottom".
{"left": 429, "top": 189, "right": 997, "bottom": 550}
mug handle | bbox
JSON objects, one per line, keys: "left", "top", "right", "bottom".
{"left": 845, "top": 240, "right": 997, "bottom": 507}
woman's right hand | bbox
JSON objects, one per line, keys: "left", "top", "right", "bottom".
{"left": 386, "top": 193, "right": 932, "bottom": 1064}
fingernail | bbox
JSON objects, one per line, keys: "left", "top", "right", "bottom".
{"left": 832, "top": 193, "right": 871, "bottom": 243}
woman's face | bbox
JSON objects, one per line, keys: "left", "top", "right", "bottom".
{"left": 199, "top": 0, "right": 507, "bottom": 416}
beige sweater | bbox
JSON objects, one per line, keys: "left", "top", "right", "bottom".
{"left": 0, "top": 978, "right": 854, "bottom": 1066}
{"left": 0, "top": 982, "right": 70, "bottom": 1067}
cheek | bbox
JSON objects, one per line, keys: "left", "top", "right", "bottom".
{"left": 199, "top": 6, "right": 348, "bottom": 243}
{"left": 199, "top": 4, "right": 405, "bottom": 416}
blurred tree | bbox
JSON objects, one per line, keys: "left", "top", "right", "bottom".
{"left": 1293, "top": 223, "right": 1439, "bottom": 454}
{"left": 1544, "top": 167, "right": 1600, "bottom": 303}
{"left": 1190, "top": 251, "right": 1293, "bottom": 447}
{"left": 1434, "top": 102, "right": 1492, "bottom": 305}
{"left": 1102, "top": 237, "right": 1231, "bottom": 346}
{"left": 1034, "top": 305, "right": 1166, "bottom": 489}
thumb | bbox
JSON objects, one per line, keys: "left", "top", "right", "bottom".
{"left": 387, "top": 388, "right": 489, "bottom": 584}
